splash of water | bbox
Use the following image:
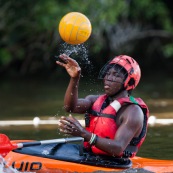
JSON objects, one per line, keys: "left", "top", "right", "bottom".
{"left": 58, "top": 43, "right": 95, "bottom": 79}
{"left": 58, "top": 43, "right": 102, "bottom": 95}
{"left": 59, "top": 43, "right": 89, "bottom": 62}
{"left": 58, "top": 43, "right": 93, "bottom": 72}
{"left": 0, "top": 155, "right": 22, "bottom": 173}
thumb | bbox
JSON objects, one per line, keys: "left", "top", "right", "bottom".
{"left": 69, "top": 114, "right": 77, "bottom": 121}
{"left": 69, "top": 114, "right": 74, "bottom": 119}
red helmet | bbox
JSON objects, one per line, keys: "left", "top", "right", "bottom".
{"left": 109, "top": 55, "right": 141, "bottom": 90}
{"left": 99, "top": 55, "right": 141, "bottom": 91}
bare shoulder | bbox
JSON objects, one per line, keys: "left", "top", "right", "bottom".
{"left": 85, "top": 95, "right": 100, "bottom": 104}
{"left": 117, "top": 104, "right": 144, "bottom": 126}
{"left": 124, "top": 104, "right": 144, "bottom": 124}
{"left": 116, "top": 104, "right": 145, "bottom": 140}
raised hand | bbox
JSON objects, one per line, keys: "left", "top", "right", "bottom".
{"left": 56, "top": 54, "right": 81, "bottom": 78}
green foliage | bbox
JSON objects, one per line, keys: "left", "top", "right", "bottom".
{"left": 163, "top": 44, "right": 173, "bottom": 58}
{"left": 0, "top": 0, "right": 173, "bottom": 76}
{"left": 130, "top": 0, "right": 172, "bottom": 30}
{"left": 0, "top": 49, "right": 12, "bottom": 65}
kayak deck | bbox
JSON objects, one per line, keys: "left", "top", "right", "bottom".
{"left": 5, "top": 152, "right": 173, "bottom": 173}
{"left": 4, "top": 140, "right": 173, "bottom": 172}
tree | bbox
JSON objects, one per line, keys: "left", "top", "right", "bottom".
{"left": 0, "top": 0, "right": 173, "bottom": 77}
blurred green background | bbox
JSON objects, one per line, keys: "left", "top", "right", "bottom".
{"left": 0, "top": 0, "right": 173, "bottom": 78}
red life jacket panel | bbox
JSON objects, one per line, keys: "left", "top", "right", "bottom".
{"left": 84, "top": 95, "right": 149, "bottom": 157}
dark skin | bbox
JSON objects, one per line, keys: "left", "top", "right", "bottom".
{"left": 56, "top": 54, "right": 144, "bottom": 156}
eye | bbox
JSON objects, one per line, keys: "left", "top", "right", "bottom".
{"left": 105, "top": 72, "right": 110, "bottom": 76}
{"left": 115, "top": 74, "right": 121, "bottom": 77}
{"left": 112, "top": 72, "right": 121, "bottom": 78}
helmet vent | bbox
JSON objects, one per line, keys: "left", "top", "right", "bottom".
{"left": 129, "top": 68, "right": 134, "bottom": 75}
{"left": 126, "top": 58, "right": 131, "bottom": 64}
{"left": 131, "top": 57, "right": 134, "bottom": 63}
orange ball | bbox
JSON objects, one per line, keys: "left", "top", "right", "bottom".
{"left": 58, "top": 12, "right": 92, "bottom": 45}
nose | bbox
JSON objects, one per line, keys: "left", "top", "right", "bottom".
{"left": 105, "top": 74, "right": 112, "bottom": 81}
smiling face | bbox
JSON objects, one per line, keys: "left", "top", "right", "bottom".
{"left": 103, "top": 64, "right": 127, "bottom": 96}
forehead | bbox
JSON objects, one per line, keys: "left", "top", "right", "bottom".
{"left": 106, "top": 64, "right": 126, "bottom": 74}
{"left": 108, "top": 65, "right": 121, "bottom": 71}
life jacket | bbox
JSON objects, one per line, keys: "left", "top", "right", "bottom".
{"left": 84, "top": 94, "right": 149, "bottom": 158}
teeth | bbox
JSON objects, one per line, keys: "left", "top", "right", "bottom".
{"left": 104, "top": 85, "right": 109, "bottom": 89}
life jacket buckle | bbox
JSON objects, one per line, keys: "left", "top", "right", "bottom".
{"left": 85, "top": 113, "right": 90, "bottom": 127}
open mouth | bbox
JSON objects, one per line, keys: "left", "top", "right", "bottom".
{"left": 104, "top": 85, "right": 110, "bottom": 89}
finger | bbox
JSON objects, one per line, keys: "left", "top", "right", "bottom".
{"left": 59, "top": 119, "right": 71, "bottom": 127}
{"left": 68, "top": 115, "right": 81, "bottom": 126}
{"left": 59, "top": 119, "right": 77, "bottom": 132}
{"left": 56, "top": 55, "right": 69, "bottom": 65}
{"left": 66, "top": 114, "right": 76, "bottom": 121}
{"left": 60, "top": 124, "right": 72, "bottom": 131}
{"left": 59, "top": 128, "right": 72, "bottom": 134}
{"left": 56, "top": 61, "right": 66, "bottom": 67}
{"left": 60, "top": 123, "right": 74, "bottom": 134}
{"left": 59, "top": 117, "right": 73, "bottom": 126}
{"left": 60, "top": 54, "right": 69, "bottom": 59}
{"left": 61, "top": 116, "right": 74, "bottom": 123}
{"left": 58, "top": 122, "right": 67, "bottom": 129}
{"left": 60, "top": 116, "right": 80, "bottom": 131}
{"left": 59, "top": 123, "right": 73, "bottom": 132}
{"left": 60, "top": 116, "right": 66, "bottom": 120}
{"left": 69, "top": 114, "right": 73, "bottom": 118}
{"left": 59, "top": 54, "right": 70, "bottom": 62}
{"left": 66, "top": 58, "right": 78, "bottom": 65}
{"left": 60, "top": 54, "right": 78, "bottom": 64}
{"left": 59, "top": 118, "right": 77, "bottom": 131}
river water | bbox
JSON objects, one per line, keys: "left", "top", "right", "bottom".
{"left": 0, "top": 76, "right": 173, "bottom": 172}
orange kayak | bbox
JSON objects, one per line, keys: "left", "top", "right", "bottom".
{"left": 4, "top": 139, "right": 173, "bottom": 173}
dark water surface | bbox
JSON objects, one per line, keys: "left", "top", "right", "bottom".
{"left": 0, "top": 77, "right": 173, "bottom": 161}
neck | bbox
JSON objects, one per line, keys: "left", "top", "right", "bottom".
{"left": 109, "top": 90, "right": 129, "bottom": 101}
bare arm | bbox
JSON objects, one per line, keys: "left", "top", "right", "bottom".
{"left": 56, "top": 54, "right": 98, "bottom": 113}
{"left": 59, "top": 104, "right": 144, "bottom": 156}
{"left": 56, "top": 54, "right": 81, "bottom": 112}
{"left": 94, "top": 105, "right": 144, "bottom": 156}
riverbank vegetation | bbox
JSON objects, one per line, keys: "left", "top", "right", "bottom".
{"left": 0, "top": 0, "right": 173, "bottom": 78}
